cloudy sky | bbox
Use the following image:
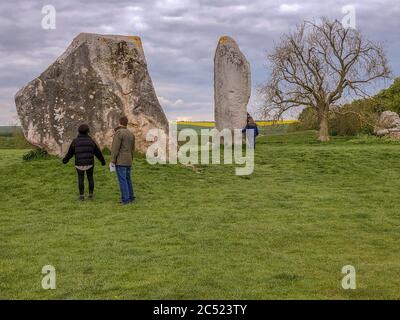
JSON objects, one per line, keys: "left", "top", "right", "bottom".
{"left": 0, "top": 0, "right": 399, "bottom": 124}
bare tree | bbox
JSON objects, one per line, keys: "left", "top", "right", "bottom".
{"left": 260, "top": 18, "right": 390, "bottom": 141}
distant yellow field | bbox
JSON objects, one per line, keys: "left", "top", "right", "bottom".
{"left": 178, "top": 120, "right": 298, "bottom": 127}
{"left": 177, "top": 121, "right": 216, "bottom": 127}
{"left": 256, "top": 120, "right": 298, "bottom": 126}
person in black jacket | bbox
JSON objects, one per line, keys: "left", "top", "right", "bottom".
{"left": 63, "top": 124, "right": 106, "bottom": 201}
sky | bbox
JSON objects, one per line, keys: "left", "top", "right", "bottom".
{"left": 0, "top": 0, "right": 399, "bottom": 125}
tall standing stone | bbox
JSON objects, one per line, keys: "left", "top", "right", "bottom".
{"left": 15, "top": 33, "right": 169, "bottom": 156}
{"left": 214, "top": 36, "right": 251, "bottom": 131}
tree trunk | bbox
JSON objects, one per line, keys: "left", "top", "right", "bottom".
{"left": 318, "top": 110, "right": 330, "bottom": 142}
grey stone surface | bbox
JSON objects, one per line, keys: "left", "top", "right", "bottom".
{"left": 214, "top": 36, "right": 251, "bottom": 131}
{"left": 15, "top": 33, "right": 169, "bottom": 156}
{"left": 375, "top": 111, "right": 400, "bottom": 138}
{"left": 376, "top": 111, "right": 400, "bottom": 129}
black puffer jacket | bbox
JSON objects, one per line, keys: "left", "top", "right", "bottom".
{"left": 62, "top": 134, "right": 106, "bottom": 166}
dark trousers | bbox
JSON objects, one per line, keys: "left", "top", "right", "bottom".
{"left": 116, "top": 166, "right": 135, "bottom": 203}
{"left": 76, "top": 167, "right": 94, "bottom": 196}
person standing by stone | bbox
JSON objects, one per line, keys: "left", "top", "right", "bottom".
{"left": 111, "top": 116, "right": 136, "bottom": 205}
{"left": 62, "top": 124, "right": 106, "bottom": 201}
{"left": 242, "top": 113, "right": 259, "bottom": 149}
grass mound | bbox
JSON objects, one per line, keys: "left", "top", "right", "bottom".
{"left": 22, "top": 149, "right": 51, "bottom": 161}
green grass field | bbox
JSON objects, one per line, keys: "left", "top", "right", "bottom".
{"left": 1, "top": 130, "right": 400, "bottom": 299}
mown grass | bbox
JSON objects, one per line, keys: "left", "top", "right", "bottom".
{"left": 1, "top": 130, "right": 400, "bottom": 300}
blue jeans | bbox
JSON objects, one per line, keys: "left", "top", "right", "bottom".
{"left": 116, "top": 166, "right": 135, "bottom": 204}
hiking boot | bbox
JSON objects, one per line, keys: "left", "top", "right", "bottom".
{"left": 79, "top": 195, "right": 85, "bottom": 201}
{"left": 88, "top": 194, "right": 94, "bottom": 200}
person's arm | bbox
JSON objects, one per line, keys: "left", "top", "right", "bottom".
{"left": 110, "top": 132, "right": 122, "bottom": 164}
{"left": 62, "top": 140, "right": 75, "bottom": 164}
{"left": 255, "top": 126, "right": 259, "bottom": 137}
{"left": 94, "top": 142, "right": 106, "bottom": 166}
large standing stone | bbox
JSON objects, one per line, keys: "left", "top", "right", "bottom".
{"left": 15, "top": 33, "right": 169, "bottom": 156}
{"left": 214, "top": 36, "right": 251, "bottom": 131}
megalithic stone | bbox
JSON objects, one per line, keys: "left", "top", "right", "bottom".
{"left": 15, "top": 33, "right": 169, "bottom": 156}
{"left": 214, "top": 36, "right": 251, "bottom": 131}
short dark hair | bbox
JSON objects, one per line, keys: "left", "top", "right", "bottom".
{"left": 78, "top": 124, "right": 90, "bottom": 135}
{"left": 119, "top": 116, "right": 128, "bottom": 126}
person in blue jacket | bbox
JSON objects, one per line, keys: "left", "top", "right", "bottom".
{"left": 242, "top": 113, "right": 259, "bottom": 149}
